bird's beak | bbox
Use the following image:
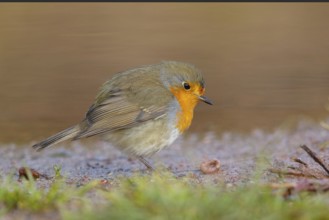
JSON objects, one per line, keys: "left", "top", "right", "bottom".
{"left": 199, "top": 95, "right": 213, "bottom": 105}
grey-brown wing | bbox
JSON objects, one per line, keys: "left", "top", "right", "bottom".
{"left": 74, "top": 91, "right": 169, "bottom": 139}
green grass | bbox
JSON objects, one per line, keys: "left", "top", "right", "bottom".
{"left": 0, "top": 168, "right": 95, "bottom": 217}
{"left": 1, "top": 171, "right": 329, "bottom": 220}
{"left": 75, "top": 173, "right": 329, "bottom": 220}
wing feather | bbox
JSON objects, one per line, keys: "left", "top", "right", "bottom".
{"left": 75, "top": 89, "right": 169, "bottom": 139}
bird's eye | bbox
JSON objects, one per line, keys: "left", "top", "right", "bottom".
{"left": 182, "top": 82, "right": 191, "bottom": 90}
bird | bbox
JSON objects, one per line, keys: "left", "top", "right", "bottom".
{"left": 32, "top": 61, "right": 212, "bottom": 170}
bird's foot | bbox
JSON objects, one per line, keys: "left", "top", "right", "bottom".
{"left": 138, "top": 156, "right": 154, "bottom": 171}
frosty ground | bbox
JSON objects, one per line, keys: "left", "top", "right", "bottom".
{"left": 1, "top": 118, "right": 329, "bottom": 220}
{"left": 1, "top": 118, "right": 329, "bottom": 186}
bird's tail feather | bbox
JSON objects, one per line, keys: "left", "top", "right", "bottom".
{"left": 32, "top": 125, "right": 80, "bottom": 151}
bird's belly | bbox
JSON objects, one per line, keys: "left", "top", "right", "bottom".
{"left": 102, "top": 118, "right": 180, "bottom": 157}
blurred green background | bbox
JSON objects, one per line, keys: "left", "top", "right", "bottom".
{"left": 1, "top": 3, "right": 329, "bottom": 143}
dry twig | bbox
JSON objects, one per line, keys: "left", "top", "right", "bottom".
{"left": 291, "top": 157, "right": 308, "bottom": 167}
{"left": 268, "top": 168, "right": 317, "bottom": 178}
{"left": 300, "top": 145, "right": 329, "bottom": 176}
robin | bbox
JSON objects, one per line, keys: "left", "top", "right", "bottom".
{"left": 32, "top": 61, "right": 212, "bottom": 170}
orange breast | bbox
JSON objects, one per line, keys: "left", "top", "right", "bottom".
{"left": 170, "top": 88, "right": 199, "bottom": 133}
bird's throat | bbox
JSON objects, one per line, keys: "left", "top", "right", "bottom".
{"left": 170, "top": 88, "right": 198, "bottom": 133}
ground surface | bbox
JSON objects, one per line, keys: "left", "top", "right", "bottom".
{"left": 1, "top": 118, "right": 329, "bottom": 220}
{"left": 1, "top": 118, "right": 329, "bottom": 186}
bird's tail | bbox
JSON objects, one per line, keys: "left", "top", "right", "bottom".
{"left": 32, "top": 125, "right": 80, "bottom": 151}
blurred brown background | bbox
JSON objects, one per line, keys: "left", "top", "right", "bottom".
{"left": 1, "top": 3, "right": 329, "bottom": 143}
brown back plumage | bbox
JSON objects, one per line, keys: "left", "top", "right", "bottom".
{"left": 33, "top": 61, "right": 187, "bottom": 151}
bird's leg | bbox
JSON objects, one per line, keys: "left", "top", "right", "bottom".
{"left": 138, "top": 156, "right": 154, "bottom": 171}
